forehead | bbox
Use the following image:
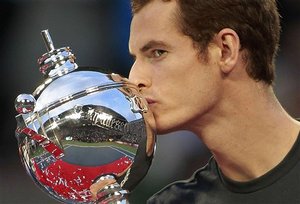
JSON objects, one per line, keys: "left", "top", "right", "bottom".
{"left": 129, "top": 0, "right": 180, "bottom": 52}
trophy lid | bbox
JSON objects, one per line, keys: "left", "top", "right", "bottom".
{"left": 21, "top": 30, "right": 132, "bottom": 115}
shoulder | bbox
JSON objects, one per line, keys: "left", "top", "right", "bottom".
{"left": 147, "top": 157, "right": 220, "bottom": 203}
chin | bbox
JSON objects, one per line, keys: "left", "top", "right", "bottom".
{"left": 155, "top": 122, "right": 183, "bottom": 135}
{"left": 153, "top": 113, "right": 188, "bottom": 134}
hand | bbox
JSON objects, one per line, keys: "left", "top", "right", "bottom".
{"left": 90, "top": 177, "right": 117, "bottom": 201}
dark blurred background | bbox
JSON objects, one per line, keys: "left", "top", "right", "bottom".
{"left": 0, "top": 0, "right": 299, "bottom": 203}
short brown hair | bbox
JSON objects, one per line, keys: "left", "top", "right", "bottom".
{"left": 130, "top": 0, "right": 281, "bottom": 85}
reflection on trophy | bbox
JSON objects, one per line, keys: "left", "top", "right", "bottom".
{"left": 14, "top": 30, "right": 156, "bottom": 203}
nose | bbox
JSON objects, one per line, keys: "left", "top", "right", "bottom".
{"left": 129, "top": 61, "right": 151, "bottom": 90}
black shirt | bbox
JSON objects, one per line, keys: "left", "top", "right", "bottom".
{"left": 148, "top": 132, "right": 300, "bottom": 203}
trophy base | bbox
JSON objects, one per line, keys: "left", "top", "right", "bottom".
{"left": 95, "top": 175, "right": 129, "bottom": 204}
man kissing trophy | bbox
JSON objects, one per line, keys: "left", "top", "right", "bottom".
{"left": 14, "top": 30, "right": 156, "bottom": 204}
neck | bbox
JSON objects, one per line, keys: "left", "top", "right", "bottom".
{"left": 191, "top": 81, "right": 300, "bottom": 182}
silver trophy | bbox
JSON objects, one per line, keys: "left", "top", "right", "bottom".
{"left": 14, "top": 30, "right": 156, "bottom": 203}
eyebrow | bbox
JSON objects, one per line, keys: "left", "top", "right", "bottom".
{"left": 129, "top": 40, "right": 171, "bottom": 59}
{"left": 140, "top": 40, "right": 170, "bottom": 53}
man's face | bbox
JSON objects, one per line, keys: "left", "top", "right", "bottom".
{"left": 128, "top": 0, "right": 223, "bottom": 134}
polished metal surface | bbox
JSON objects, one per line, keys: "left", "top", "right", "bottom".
{"left": 37, "top": 29, "right": 78, "bottom": 78}
{"left": 15, "top": 30, "right": 156, "bottom": 204}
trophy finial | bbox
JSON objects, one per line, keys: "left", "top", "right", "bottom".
{"left": 37, "top": 29, "right": 78, "bottom": 78}
{"left": 41, "top": 29, "right": 55, "bottom": 51}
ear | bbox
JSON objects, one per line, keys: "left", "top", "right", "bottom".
{"left": 214, "top": 28, "right": 240, "bottom": 74}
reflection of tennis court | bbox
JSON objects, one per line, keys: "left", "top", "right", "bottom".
{"left": 62, "top": 145, "right": 135, "bottom": 166}
{"left": 32, "top": 144, "right": 134, "bottom": 202}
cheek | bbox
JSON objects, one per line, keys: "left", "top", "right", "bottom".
{"left": 189, "top": 74, "right": 223, "bottom": 123}
{"left": 150, "top": 58, "right": 222, "bottom": 132}
{"left": 169, "top": 72, "right": 221, "bottom": 130}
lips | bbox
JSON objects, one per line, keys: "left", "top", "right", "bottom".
{"left": 145, "top": 98, "right": 156, "bottom": 105}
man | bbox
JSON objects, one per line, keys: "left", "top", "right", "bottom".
{"left": 127, "top": 0, "right": 300, "bottom": 203}
{"left": 91, "top": 0, "right": 300, "bottom": 202}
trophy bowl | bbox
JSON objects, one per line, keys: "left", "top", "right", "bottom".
{"left": 14, "top": 30, "right": 156, "bottom": 204}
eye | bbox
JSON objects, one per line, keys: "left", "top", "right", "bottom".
{"left": 152, "top": 49, "right": 167, "bottom": 58}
